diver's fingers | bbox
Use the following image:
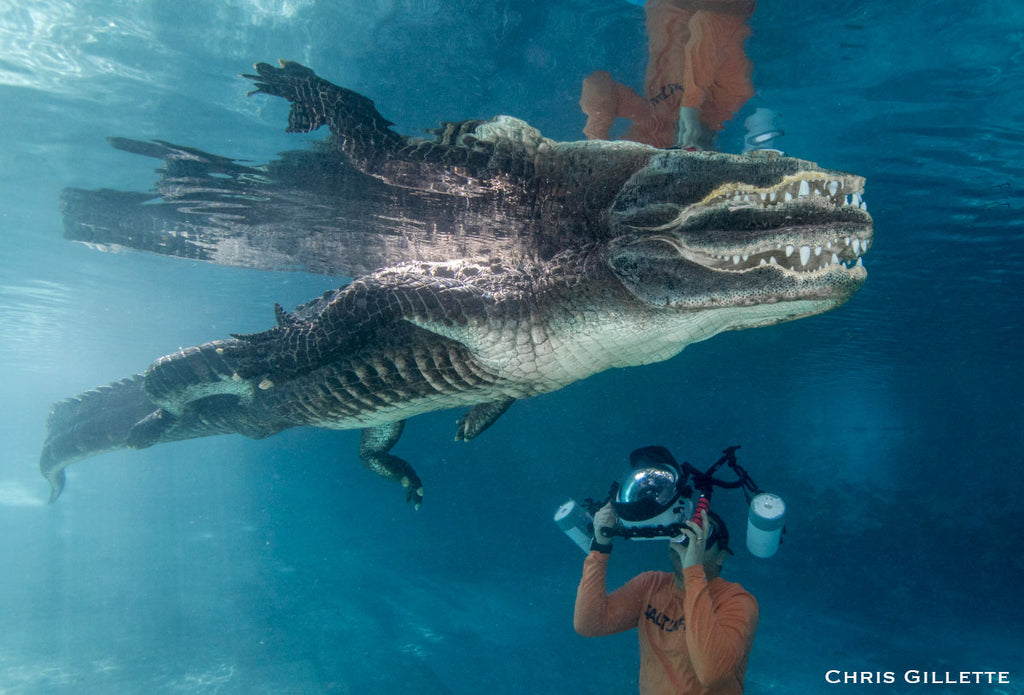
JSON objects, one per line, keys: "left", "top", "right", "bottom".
{"left": 685, "top": 517, "right": 708, "bottom": 541}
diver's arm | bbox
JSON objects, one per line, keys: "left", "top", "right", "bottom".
{"left": 573, "top": 551, "right": 648, "bottom": 637}
{"left": 574, "top": 502, "right": 647, "bottom": 637}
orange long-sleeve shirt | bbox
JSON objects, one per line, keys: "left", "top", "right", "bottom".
{"left": 580, "top": 0, "right": 755, "bottom": 148}
{"left": 574, "top": 551, "right": 758, "bottom": 695}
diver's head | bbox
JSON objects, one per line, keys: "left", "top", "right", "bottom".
{"left": 669, "top": 510, "right": 732, "bottom": 580}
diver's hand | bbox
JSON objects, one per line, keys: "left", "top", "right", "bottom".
{"left": 677, "top": 509, "right": 711, "bottom": 570}
{"left": 592, "top": 503, "right": 618, "bottom": 546}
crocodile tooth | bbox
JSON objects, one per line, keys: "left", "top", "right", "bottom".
{"left": 799, "top": 246, "right": 811, "bottom": 266}
{"left": 831, "top": 253, "right": 840, "bottom": 264}
{"left": 785, "top": 244, "right": 794, "bottom": 257}
{"left": 799, "top": 180, "right": 810, "bottom": 197}
{"left": 828, "top": 181, "right": 839, "bottom": 196}
{"left": 784, "top": 192, "right": 793, "bottom": 202}
{"left": 853, "top": 238, "right": 861, "bottom": 255}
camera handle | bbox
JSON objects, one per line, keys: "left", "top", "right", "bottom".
{"left": 600, "top": 523, "right": 688, "bottom": 540}
{"left": 599, "top": 495, "right": 711, "bottom": 540}
{"left": 690, "top": 494, "right": 710, "bottom": 524}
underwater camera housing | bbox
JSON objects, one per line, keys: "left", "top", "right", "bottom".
{"left": 610, "top": 446, "right": 694, "bottom": 540}
{"left": 554, "top": 445, "right": 786, "bottom": 557}
{"left": 554, "top": 446, "right": 693, "bottom": 553}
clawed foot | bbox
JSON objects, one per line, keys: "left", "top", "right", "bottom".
{"left": 243, "top": 60, "right": 317, "bottom": 101}
{"left": 242, "top": 60, "right": 332, "bottom": 134}
{"left": 399, "top": 472, "right": 424, "bottom": 510}
{"left": 363, "top": 449, "right": 424, "bottom": 510}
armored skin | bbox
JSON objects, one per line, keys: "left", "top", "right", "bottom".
{"left": 43, "top": 61, "right": 873, "bottom": 507}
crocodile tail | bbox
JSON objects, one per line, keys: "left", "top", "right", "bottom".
{"left": 40, "top": 374, "right": 159, "bottom": 503}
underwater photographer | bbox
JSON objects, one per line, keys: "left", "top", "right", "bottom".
{"left": 561, "top": 445, "right": 784, "bottom": 694}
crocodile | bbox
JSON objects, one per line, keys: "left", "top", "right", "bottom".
{"left": 42, "top": 60, "right": 873, "bottom": 507}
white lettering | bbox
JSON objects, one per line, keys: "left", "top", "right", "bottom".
{"left": 826, "top": 668, "right": 1011, "bottom": 685}
{"left": 825, "top": 671, "right": 896, "bottom": 684}
{"left": 904, "top": 670, "right": 1012, "bottom": 684}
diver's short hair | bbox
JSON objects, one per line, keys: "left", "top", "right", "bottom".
{"left": 707, "top": 509, "right": 733, "bottom": 555}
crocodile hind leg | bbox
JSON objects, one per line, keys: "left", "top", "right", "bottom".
{"left": 359, "top": 421, "right": 423, "bottom": 509}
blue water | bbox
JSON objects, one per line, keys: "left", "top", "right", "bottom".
{"left": 1, "top": 1, "right": 1022, "bottom": 693}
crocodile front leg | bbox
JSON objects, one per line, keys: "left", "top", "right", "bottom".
{"left": 244, "top": 60, "right": 405, "bottom": 157}
{"left": 455, "top": 397, "right": 515, "bottom": 441}
{"left": 243, "top": 60, "right": 518, "bottom": 195}
{"left": 359, "top": 421, "right": 423, "bottom": 509}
